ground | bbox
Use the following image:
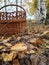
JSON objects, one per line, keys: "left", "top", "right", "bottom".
{"left": 0, "top": 23, "right": 49, "bottom": 65}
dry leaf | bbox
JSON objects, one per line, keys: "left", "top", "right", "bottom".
{"left": 13, "top": 59, "right": 20, "bottom": 65}
{"left": 2, "top": 51, "right": 17, "bottom": 61}
{"left": 11, "top": 42, "right": 27, "bottom": 51}
{"left": 29, "top": 38, "right": 37, "bottom": 44}
{"left": 4, "top": 43, "right": 12, "bottom": 47}
{"left": 0, "top": 45, "right": 4, "bottom": 49}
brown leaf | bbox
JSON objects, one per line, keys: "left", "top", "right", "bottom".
{"left": 29, "top": 44, "right": 35, "bottom": 49}
{"left": 29, "top": 38, "right": 44, "bottom": 45}
{"left": 4, "top": 43, "right": 12, "bottom": 47}
{"left": 36, "top": 38, "right": 44, "bottom": 45}
{"left": 13, "top": 59, "right": 20, "bottom": 65}
{"left": 29, "top": 38, "right": 37, "bottom": 44}
{"left": 0, "top": 45, "right": 5, "bottom": 49}
{"left": 11, "top": 42, "right": 27, "bottom": 51}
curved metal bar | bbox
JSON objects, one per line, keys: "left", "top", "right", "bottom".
{"left": 0, "top": 4, "right": 26, "bottom": 12}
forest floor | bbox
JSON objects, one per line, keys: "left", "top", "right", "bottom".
{"left": 0, "top": 23, "right": 49, "bottom": 65}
